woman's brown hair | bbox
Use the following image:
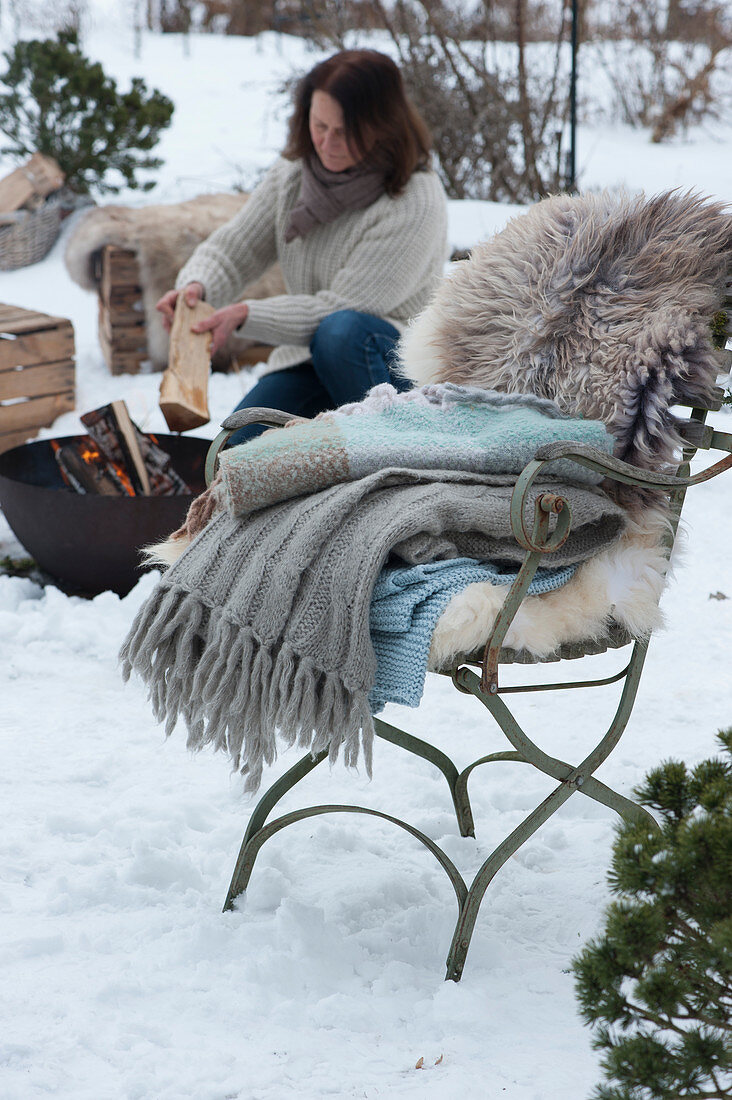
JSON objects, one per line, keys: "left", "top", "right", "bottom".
{"left": 283, "top": 49, "right": 432, "bottom": 195}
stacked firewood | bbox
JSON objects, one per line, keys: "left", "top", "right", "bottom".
{"left": 94, "top": 245, "right": 148, "bottom": 375}
{"left": 0, "top": 153, "right": 65, "bottom": 227}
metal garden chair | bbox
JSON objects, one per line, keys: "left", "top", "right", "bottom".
{"left": 202, "top": 279, "right": 732, "bottom": 982}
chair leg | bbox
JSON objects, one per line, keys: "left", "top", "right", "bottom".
{"left": 374, "top": 717, "right": 476, "bottom": 837}
{"left": 223, "top": 642, "right": 658, "bottom": 980}
{"left": 241, "top": 748, "right": 330, "bottom": 849}
{"left": 224, "top": 804, "right": 469, "bottom": 917}
{"left": 444, "top": 777, "right": 578, "bottom": 980}
{"left": 444, "top": 769, "right": 658, "bottom": 981}
{"left": 454, "top": 642, "right": 655, "bottom": 821}
{"left": 440, "top": 650, "right": 660, "bottom": 978}
{"left": 223, "top": 748, "right": 329, "bottom": 911}
{"left": 223, "top": 720, "right": 475, "bottom": 913}
{"left": 456, "top": 751, "right": 658, "bottom": 833}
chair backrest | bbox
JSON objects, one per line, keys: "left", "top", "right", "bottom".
{"left": 674, "top": 263, "right": 731, "bottom": 461}
{"left": 667, "top": 261, "right": 732, "bottom": 559}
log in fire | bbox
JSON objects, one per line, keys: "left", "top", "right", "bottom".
{"left": 53, "top": 400, "right": 191, "bottom": 497}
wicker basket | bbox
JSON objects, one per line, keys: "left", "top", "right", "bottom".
{"left": 0, "top": 199, "right": 63, "bottom": 271}
{"left": 0, "top": 188, "right": 95, "bottom": 271}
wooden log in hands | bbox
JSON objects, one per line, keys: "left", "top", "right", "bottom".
{"left": 159, "top": 296, "right": 213, "bottom": 432}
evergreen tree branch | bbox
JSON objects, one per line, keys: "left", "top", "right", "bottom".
{"left": 573, "top": 731, "right": 732, "bottom": 1099}
{"left": 624, "top": 1000, "right": 690, "bottom": 1038}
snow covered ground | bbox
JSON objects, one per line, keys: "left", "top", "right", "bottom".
{"left": 1, "top": 16, "right": 731, "bottom": 1100}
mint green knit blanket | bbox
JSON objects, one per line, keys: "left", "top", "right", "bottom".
{"left": 218, "top": 383, "right": 612, "bottom": 517}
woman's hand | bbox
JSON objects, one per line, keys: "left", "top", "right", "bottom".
{"left": 191, "top": 301, "right": 249, "bottom": 354}
{"left": 155, "top": 282, "right": 205, "bottom": 332}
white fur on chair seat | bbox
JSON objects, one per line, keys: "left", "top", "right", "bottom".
{"left": 428, "top": 520, "right": 668, "bottom": 669}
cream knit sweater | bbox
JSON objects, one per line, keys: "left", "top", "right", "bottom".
{"left": 175, "top": 156, "right": 448, "bottom": 375}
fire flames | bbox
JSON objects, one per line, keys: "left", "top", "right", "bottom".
{"left": 52, "top": 436, "right": 137, "bottom": 496}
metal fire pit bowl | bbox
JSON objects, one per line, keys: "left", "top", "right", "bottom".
{"left": 0, "top": 433, "right": 210, "bottom": 596}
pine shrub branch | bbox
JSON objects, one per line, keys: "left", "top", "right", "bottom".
{"left": 0, "top": 30, "right": 174, "bottom": 195}
{"left": 573, "top": 729, "right": 732, "bottom": 1100}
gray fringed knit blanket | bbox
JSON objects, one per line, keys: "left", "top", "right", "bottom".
{"left": 121, "top": 386, "right": 625, "bottom": 791}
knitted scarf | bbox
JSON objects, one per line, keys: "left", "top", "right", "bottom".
{"left": 284, "top": 154, "right": 385, "bottom": 242}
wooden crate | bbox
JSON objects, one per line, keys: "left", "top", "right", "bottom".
{"left": 0, "top": 304, "right": 75, "bottom": 453}
{"left": 0, "top": 153, "right": 65, "bottom": 220}
{"left": 95, "top": 245, "right": 148, "bottom": 375}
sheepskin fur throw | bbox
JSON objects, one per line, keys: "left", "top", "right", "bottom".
{"left": 399, "top": 189, "right": 731, "bottom": 508}
{"left": 64, "top": 192, "right": 286, "bottom": 370}
{"left": 400, "top": 189, "right": 731, "bottom": 668}
{"left": 427, "top": 506, "right": 670, "bottom": 670}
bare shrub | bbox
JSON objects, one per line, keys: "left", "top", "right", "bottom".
{"left": 307, "top": 0, "right": 573, "bottom": 203}
{"left": 3, "top": 0, "right": 88, "bottom": 37}
{"left": 222, "top": 1, "right": 381, "bottom": 37}
{"left": 589, "top": 0, "right": 731, "bottom": 141}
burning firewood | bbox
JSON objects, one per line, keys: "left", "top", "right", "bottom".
{"left": 53, "top": 438, "right": 134, "bottom": 495}
{"left": 81, "top": 399, "right": 152, "bottom": 493}
{"left": 53, "top": 400, "right": 192, "bottom": 496}
{"left": 81, "top": 401, "right": 191, "bottom": 496}
{"left": 134, "top": 431, "right": 192, "bottom": 496}
{"left": 158, "top": 297, "right": 213, "bottom": 432}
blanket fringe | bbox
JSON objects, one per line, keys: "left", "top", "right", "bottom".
{"left": 120, "top": 584, "right": 375, "bottom": 792}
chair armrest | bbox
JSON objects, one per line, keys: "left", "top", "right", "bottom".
{"left": 530, "top": 438, "right": 732, "bottom": 492}
{"left": 219, "top": 407, "right": 310, "bottom": 432}
{"left": 531, "top": 441, "right": 692, "bottom": 489}
{"left": 509, "top": 440, "right": 732, "bottom": 550}
{"left": 480, "top": 433, "right": 732, "bottom": 693}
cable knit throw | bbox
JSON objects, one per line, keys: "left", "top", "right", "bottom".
{"left": 121, "top": 385, "right": 624, "bottom": 791}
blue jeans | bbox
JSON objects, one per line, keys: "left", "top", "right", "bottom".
{"left": 226, "top": 309, "right": 410, "bottom": 446}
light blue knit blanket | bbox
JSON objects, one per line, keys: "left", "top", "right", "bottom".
{"left": 369, "top": 558, "right": 575, "bottom": 711}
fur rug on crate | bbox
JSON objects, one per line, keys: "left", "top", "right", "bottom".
{"left": 400, "top": 188, "right": 732, "bottom": 670}
{"left": 64, "top": 192, "right": 286, "bottom": 370}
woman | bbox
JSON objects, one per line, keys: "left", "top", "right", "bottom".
{"left": 156, "top": 48, "right": 448, "bottom": 444}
